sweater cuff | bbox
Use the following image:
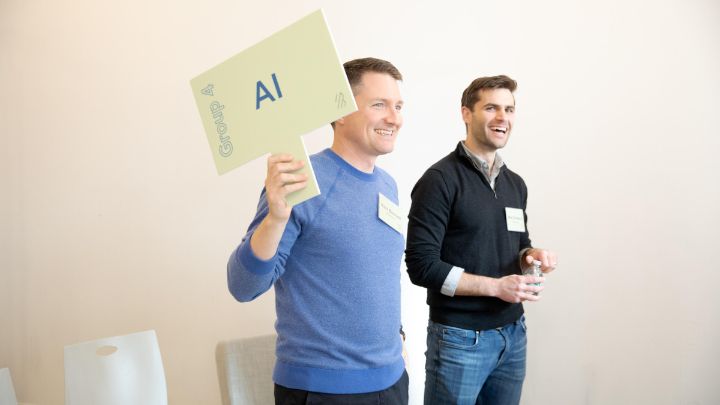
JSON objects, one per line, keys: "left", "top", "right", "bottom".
{"left": 237, "top": 240, "right": 278, "bottom": 275}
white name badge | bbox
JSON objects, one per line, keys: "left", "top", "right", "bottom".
{"left": 378, "top": 193, "right": 404, "bottom": 235}
{"left": 505, "top": 207, "right": 526, "bottom": 232}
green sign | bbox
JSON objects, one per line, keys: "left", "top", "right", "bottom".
{"left": 190, "top": 9, "right": 357, "bottom": 205}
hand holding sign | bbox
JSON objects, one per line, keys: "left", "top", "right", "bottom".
{"left": 264, "top": 154, "right": 307, "bottom": 221}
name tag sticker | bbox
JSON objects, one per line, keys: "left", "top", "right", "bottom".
{"left": 378, "top": 193, "right": 404, "bottom": 234}
{"left": 505, "top": 207, "right": 526, "bottom": 232}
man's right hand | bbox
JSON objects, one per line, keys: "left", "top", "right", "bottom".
{"left": 492, "top": 274, "right": 544, "bottom": 303}
{"left": 249, "top": 154, "right": 308, "bottom": 261}
{"left": 264, "top": 154, "right": 308, "bottom": 222}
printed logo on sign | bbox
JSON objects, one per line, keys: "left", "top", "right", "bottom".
{"left": 335, "top": 92, "right": 346, "bottom": 109}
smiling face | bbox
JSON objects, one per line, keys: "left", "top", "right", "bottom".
{"left": 333, "top": 71, "right": 404, "bottom": 171}
{"left": 462, "top": 88, "right": 515, "bottom": 161}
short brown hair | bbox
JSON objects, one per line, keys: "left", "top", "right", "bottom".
{"left": 344, "top": 57, "right": 403, "bottom": 93}
{"left": 461, "top": 75, "right": 517, "bottom": 110}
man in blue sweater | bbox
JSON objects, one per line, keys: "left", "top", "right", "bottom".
{"left": 228, "top": 58, "right": 408, "bottom": 404}
{"left": 406, "top": 75, "right": 558, "bottom": 405}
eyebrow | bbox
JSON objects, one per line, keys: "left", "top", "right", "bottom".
{"left": 482, "top": 103, "right": 514, "bottom": 109}
{"left": 372, "top": 98, "right": 404, "bottom": 105}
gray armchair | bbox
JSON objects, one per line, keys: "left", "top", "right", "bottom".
{"left": 216, "top": 334, "right": 277, "bottom": 405}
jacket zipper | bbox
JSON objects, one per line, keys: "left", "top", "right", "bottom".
{"left": 464, "top": 154, "right": 497, "bottom": 199}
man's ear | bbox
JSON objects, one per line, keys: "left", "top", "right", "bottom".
{"left": 461, "top": 106, "right": 472, "bottom": 124}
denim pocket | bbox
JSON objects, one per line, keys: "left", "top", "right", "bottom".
{"left": 518, "top": 315, "right": 527, "bottom": 333}
{"left": 439, "top": 326, "right": 478, "bottom": 349}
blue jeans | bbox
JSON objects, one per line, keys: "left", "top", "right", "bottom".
{"left": 424, "top": 316, "right": 527, "bottom": 405}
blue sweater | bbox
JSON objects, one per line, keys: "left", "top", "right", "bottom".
{"left": 227, "top": 148, "right": 405, "bottom": 394}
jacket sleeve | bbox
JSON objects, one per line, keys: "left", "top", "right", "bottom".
{"left": 519, "top": 179, "right": 532, "bottom": 253}
{"left": 405, "top": 169, "right": 455, "bottom": 291}
{"left": 226, "top": 188, "right": 301, "bottom": 302}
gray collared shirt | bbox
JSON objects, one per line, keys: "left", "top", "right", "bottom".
{"left": 460, "top": 141, "right": 505, "bottom": 190}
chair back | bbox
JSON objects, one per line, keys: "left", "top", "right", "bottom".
{"left": 0, "top": 368, "right": 18, "bottom": 405}
{"left": 216, "top": 334, "right": 276, "bottom": 405}
{"left": 64, "top": 330, "right": 167, "bottom": 405}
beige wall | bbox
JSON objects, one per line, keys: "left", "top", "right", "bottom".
{"left": 2, "top": 0, "right": 719, "bottom": 404}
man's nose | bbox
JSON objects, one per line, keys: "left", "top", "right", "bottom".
{"left": 386, "top": 107, "right": 401, "bottom": 126}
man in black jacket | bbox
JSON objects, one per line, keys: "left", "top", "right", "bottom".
{"left": 406, "top": 75, "right": 557, "bottom": 405}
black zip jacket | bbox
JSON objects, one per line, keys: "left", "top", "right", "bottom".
{"left": 406, "top": 142, "right": 532, "bottom": 331}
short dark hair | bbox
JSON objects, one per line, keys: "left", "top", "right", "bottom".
{"left": 461, "top": 75, "right": 517, "bottom": 110}
{"left": 344, "top": 57, "right": 403, "bottom": 93}
{"left": 331, "top": 58, "right": 402, "bottom": 128}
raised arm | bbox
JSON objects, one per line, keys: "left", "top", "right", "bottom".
{"left": 227, "top": 154, "right": 307, "bottom": 302}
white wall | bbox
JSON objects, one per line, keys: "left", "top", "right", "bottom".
{"left": 2, "top": 0, "right": 719, "bottom": 404}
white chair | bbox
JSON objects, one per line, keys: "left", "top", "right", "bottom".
{"left": 216, "top": 334, "right": 276, "bottom": 405}
{"left": 0, "top": 368, "right": 18, "bottom": 405}
{"left": 64, "top": 330, "right": 167, "bottom": 405}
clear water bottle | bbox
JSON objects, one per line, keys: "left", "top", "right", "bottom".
{"left": 523, "top": 260, "right": 543, "bottom": 295}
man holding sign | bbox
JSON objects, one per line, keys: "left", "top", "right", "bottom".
{"left": 227, "top": 58, "right": 408, "bottom": 404}
{"left": 406, "top": 75, "right": 557, "bottom": 405}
